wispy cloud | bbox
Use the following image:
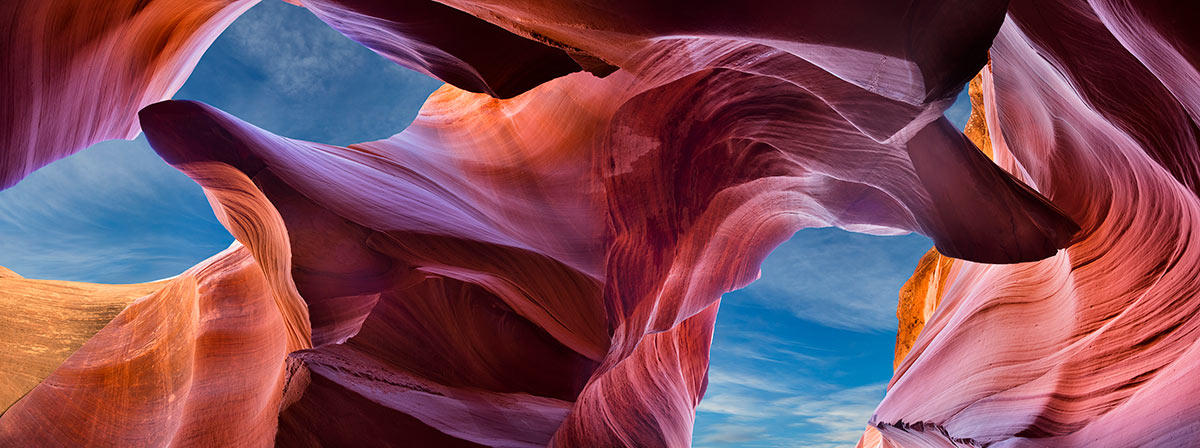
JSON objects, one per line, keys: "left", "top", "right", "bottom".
{"left": 778, "top": 383, "right": 887, "bottom": 446}
{"left": 699, "top": 423, "right": 771, "bottom": 444}
{"left": 733, "top": 228, "right": 932, "bottom": 332}
{"left": 698, "top": 393, "right": 778, "bottom": 419}
{"left": 221, "top": 1, "right": 364, "bottom": 97}
{"left": 176, "top": 0, "right": 442, "bottom": 146}
{"left": 696, "top": 227, "right": 919, "bottom": 447}
{"left": 696, "top": 368, "right": 885, "bottom": 448}
{"left": 697, "top": 327, "right": 886, "bottom": 446}
{"left": 0, "top": 138, "right": 232, "bottom": 283}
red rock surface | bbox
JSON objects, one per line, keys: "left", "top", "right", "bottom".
{"left": 863, "top": 3, "right": 1200, "bottom": 446}
{"left": 0, "top": 244, "right": 294, "bottom": 446}
{"left": 3, "top": 0, "right": 1197, "bottom": 446}
{"left": 0, "top": 271, "right": 165, "bottom": 412}
{"left": 129, "top": 19, "right": 1074, "bottom": 439}
{"left": 0, "top": 0, "right": 258, "bottom": 189}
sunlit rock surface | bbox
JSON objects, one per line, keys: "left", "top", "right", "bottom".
{"left": 864, "top": 3, "right": 1200, "bottom": 446}
{"left": 0, "top": 269, "right": 164, "bottom": 412}
{"left": 891, "top": 248, "right": 952, "bottom": 370}
{"left": 0, "top": 244, "right": 295, "bottom": 446}
{"left": 4, "top": 0, "right": 1197, "bottom": 446}
{"left": 0, "top": 0, "right": 259, "bottom": 189}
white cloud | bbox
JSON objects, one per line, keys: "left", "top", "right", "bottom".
{"left": 699, "top": 423, "right": 770, "bottom": 444}
{"left": 777, "top": 383, "right": 886, "bottom": 445}
{"left": 696, "top": 295, "right": 897, "bottom": 448}
{"left": 734, "top": 228, "right": 931, "bottom": 332}
{"left": 698, "top": 393, "right": 776, "bottom": 419}
{"left": 223, "top": 2, "right": 364, "bottom": 97}
{"left": 175, "top": 0, "right": 442, "bottom": 146}
{"left": 707, "top": 369, "right": 802, "bottom": 395}
{"left": 696, "top": 380, "right": 884, "bottom": 447}
{"left": 0, "top": 138, "right": 233, "bottom": 283}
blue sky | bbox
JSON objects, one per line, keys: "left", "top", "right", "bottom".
{"left": 693, "top": 230, "right": 933, "bottom": 447}
{"left": 694, "top": 79, "right": 968, "bottom": 448}
{"left": 0, "top": 1, "right": 969, "bottom": 444}
{"left": 0, "top": 1, "right": 439, "bottom": 283}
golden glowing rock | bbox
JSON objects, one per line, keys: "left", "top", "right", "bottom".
{"left": 0, "top": 271, "right": 164, "bottom": 411}
{"left": 893, "top": 248, "right": 955, "bottom": 369}
{"left": 964, "top": 71, "right": 993, "bottom": 158}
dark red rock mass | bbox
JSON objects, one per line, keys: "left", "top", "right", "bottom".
{"left": 297, "top": 0, "right": 597, "bottom": 99}
{"left": 2, "top": 0, "right": 1198, "bottom": 446}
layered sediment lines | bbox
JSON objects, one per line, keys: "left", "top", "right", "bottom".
{"left": 892, "top": 247, "right": 953, "bottom": 370}
{"left": 113, "top": 15, "right": 1078, "bottom": 440}
{"left": 0, "top": 270, "right": 165, "bottom": 412}
{"left": 865, "top": 3, "right": 1200, "bottom": 446}
{"left": 0, "top": 244, "right": 293, "bottom": 446}
{"left": 0, "top": 0, "right": 259, "bottom": 189}
{"left": 4, "top": 0, "right": 1197, "bottom": 446}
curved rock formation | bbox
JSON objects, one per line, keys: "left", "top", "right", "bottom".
{"left": 866, "top": 3, "right": 1200, "bottom": 446}
{"left": 116, "top": 20, "right": 1073, "bottom": 442}
{"left": 0, "top": 244, "right": 294, "bottom": 447}
{"left": 0, "top": 0, "right": 258, "bottom": 189}
{"left": 891, "top": 71, "right": 992, "bottom": 370}
{"left": 13, "top": 0, "right": 1200, "bottom": 446}
{"left": 3, "top": 16, "right": 1078, "bottom": 442}
{"left": 0, "top": 270, "right": 165, "bottom": 412}
{"left": 431, "top": 0, "right": 1009, "bottom": 105}
{"left": 296, "top": 0, "right": 599, "bottom": 99}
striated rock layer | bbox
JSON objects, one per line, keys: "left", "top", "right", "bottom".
{"left": 296, "top": 0, "right": 601, "bottom": 99}
{"left": 865, "top": 2, "right": 1200, "bottom": 446}
{"left": 0, "top": 0, "right": 259, "bottom": 189}
{"left": 892, "top": 247, "right": 953, "bottom": 370}
{"left": 890, "top": 70, "right": 992, "bottom": 371}
{"left": 121, "top": 46, "right": 1072, "bottom": 441}
{"left": 0, "top": 1, "right": 1077, "bottom": 444}
{"left": 0, "top": 244, "right": 296, "bottom": 446}
{"left": 0, "top": 270, "right": 165, "bottom": 412}
{"left": 6, "top": 0, "right": 1200, "bottom": 446}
